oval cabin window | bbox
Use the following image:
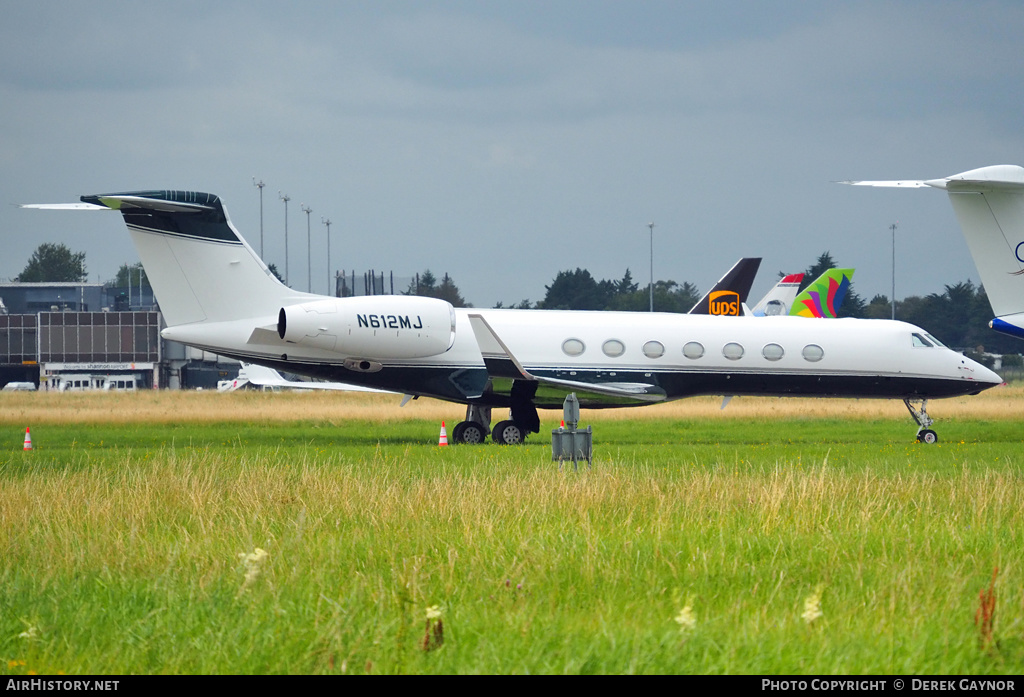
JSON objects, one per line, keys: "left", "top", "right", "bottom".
{"left": 642, "top": 340, "right": 665, "bottom": 359}
{"left": 762, "top": 343, "right": 784, "bottom": 361}
{"left": 802, "top": 344, "right": 824, "bottom": 362}
{"left": 723, "top": 342, "right": 744, "bottom": 361}
{"left": 562, "top": 338, "right": 586, "bottom": 357}
{"left": 602, "top": 339, "right": 626, "bottom": 357}
{"left": 683, "top": 341, "right": 705, "bottom": 359}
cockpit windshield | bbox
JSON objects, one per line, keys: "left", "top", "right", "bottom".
{"left": 912, "top": 333, "right": 934, "bottom": 348}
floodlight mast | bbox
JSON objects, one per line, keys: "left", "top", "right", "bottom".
{"left": 279, "top": 192, "right": 290, "bottom": 285}
{"left": 302, "top": 203, "right": 313, "bottom": 293}
{"left": 890, "top": 222, "right": 898, "bottom": 320}
{"left": 253, "top": 178, "right": 265, "bottom": 258}
{"left": 322, "top": 217, "right": 333, "bottom": 297}
{"left": 648, "top": 222, "right": 655, "bottom": 312}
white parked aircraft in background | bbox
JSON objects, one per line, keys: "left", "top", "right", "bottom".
{"left": 751, "top": 273, "right": 803, "bottom": 317}
{"left": 25, "top": 190, "right": 1001, "bottom": 444}
{"left": 847, "top": 165, "right": 1024, "bottom": 342}
{"left": 218, "top": 362, "right": 392, "bottom": 393}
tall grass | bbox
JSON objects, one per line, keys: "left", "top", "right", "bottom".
{"left": 0, "top": 390, "right": 1022, "bottom": 674}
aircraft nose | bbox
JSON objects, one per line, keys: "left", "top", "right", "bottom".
{"left": 961, "top": 355, "right": 1003, "bottom": 387}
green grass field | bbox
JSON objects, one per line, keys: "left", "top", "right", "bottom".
{"left": 1, "top": 390, "right": 1022, "bottom": 674}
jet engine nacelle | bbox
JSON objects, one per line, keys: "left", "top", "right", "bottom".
{"left": 277, "top": 295, "right": 456, "bottom": 359}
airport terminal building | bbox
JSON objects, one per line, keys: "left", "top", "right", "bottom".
{"left": 0, "top": 282, "right": 237, "bottom": 390}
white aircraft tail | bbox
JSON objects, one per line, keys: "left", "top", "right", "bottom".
{"left": 847, "top": 165, "right": 1024, "bottom": 338}
{"left": 47, "top": 191, "right": 314, "bottom": 327}
{"left": 751, "top": 273, "right": 803, "bottom": 316}
{"left": 933, "top": 167, "right": 1024, "bottom": 319}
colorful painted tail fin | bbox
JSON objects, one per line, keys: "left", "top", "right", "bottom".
{"left": 790, "top": 268, "right": 854, "bottom": 318}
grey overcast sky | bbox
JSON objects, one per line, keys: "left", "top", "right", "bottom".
{"left": 2, "top": 1, "right": 1023, "bottom": 310}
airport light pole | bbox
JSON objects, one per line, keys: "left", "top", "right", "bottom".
{"left": 279, "top": 192, "right": 290, "bottom": 285}
{"left": 890, "top": 222, "right": 898, "bottom": 320}
{"left": 301, "top": 204, "right": 313, "bottom": 293}
{"left": 322, "top": 217, "right": 332, "bottom": 296}
{"left": 648, "top": 222, "right": 655, "bottom": 312}
{"left": 253, "top": 178, "right": 265, "bottom": 258}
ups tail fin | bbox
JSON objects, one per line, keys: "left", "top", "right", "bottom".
{"left": 688, "top": 257, "right": 761, "bottom": 316}
{"left": 791, "top": 268, "right": 854, "bottom": 318}
{"left": 751, "top": 273, "right": 803, "bottom": 316}
{"left": 79, "top": 191, "right": 312, "bottom": 326}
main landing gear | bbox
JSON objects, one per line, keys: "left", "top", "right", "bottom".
{"left": 450, "top": 405, "right": 491, "bottom": 445}
{"left": 904, "top": 398, "right": 938, "bottom": 444}
{"left": 448, "top": 390, "right": 541, "bottom": 446}
{"left": 449, "top": 410, "right": 529, "bottom": 445}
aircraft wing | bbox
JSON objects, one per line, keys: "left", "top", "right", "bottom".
{"left": 467, "top": 314, "right": 666, "bottom": 403}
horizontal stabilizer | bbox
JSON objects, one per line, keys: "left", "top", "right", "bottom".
{"left": 841, "top": 180, "right": 930, "bottom": 188}
{"left": 20, "top": 202, "right": 109, "bottom": 210}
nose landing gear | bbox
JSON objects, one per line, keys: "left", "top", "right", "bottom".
{"left": 904, "top": 398, "right": 939, "bottom": 443}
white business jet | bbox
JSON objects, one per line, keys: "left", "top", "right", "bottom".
{"left": 24, "top": 190, "right": 1001, "bottom": 444}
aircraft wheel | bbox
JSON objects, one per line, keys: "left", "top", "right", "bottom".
{"left": 917, "top": 429, "right": 938, "bottom": 444}
{"left": 452, "top": 421, "right": 486, "bottom": 445}
{"left": 492, "top": 420, "right": 525, "bottom": 445}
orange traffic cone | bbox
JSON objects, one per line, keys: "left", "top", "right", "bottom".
{"left": 23, "top": 427, "right": 32, "bottom": 451}
{"left": 438, "top": 421, "right": 448, "bottom": 446}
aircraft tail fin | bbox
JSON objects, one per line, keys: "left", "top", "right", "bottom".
{"left": 688, "top": 257, "right": 761, "bottom": 316}
{"left": 791, "top": 268, "right": 854, "bottom": 318}
{"left": 846, "top": 165, "right": 1024, "bottom": 337}
{"left": 34, "top": 191, "right": 313, "bottom": 327}
{"left": 931, "top": 166, "right": 1024, "bottom": 320}
{"left": 751, "top": 273, "right": 804, "bottom": 316}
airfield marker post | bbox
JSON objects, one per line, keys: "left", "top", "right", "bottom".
{"left": 552, "top": 393, "right": 591, "bottom": 470}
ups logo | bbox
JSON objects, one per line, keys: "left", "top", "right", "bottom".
{"left": 709, "top": 290, "right": 741, "bottom": 316}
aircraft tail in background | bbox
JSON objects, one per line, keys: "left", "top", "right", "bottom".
{"left": 751, "top": 273, "right": 803, "bottom": 317}
{"left": 846, "top": 165, "right": 1024, "bottom": 339}
{"left": 688, "top": 257, "right": 761, "bottom": 316}
{"left": 790, "top": 268, "right": 854, "bottom": 318}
